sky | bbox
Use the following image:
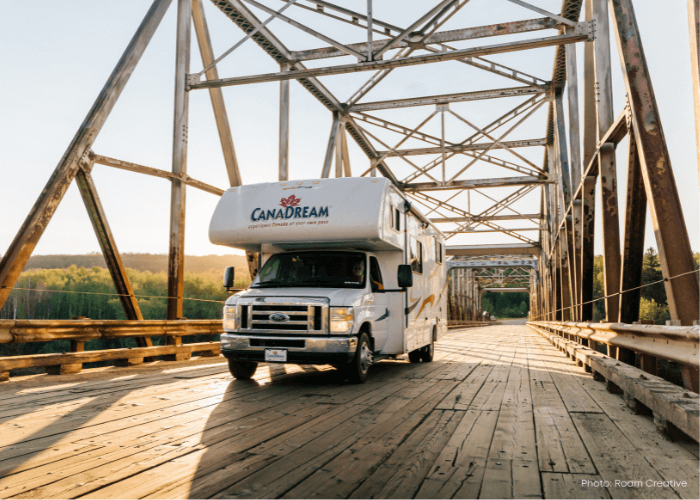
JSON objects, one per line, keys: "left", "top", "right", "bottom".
{"left": 1, "top": 0, "right": 698, "bottom": 263}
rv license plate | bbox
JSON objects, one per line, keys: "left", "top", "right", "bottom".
{"left": 264, "top": 348, "right": 287, "bottom": 362}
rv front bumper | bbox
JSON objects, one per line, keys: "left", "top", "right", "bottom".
{"left": 220, "top": 333, "right": 357, "bottom": 364}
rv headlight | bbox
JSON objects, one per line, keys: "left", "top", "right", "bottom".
{"left": 330, "top": 307, "right": 354, "bottom": 334}
{"left": 223, "top": 305, "right": 237, "bottom": 331}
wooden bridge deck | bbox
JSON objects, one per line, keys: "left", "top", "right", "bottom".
{"left": 0, "top": 325, "right": 697, "bottom": 499}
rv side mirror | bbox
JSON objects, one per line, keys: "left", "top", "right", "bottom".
{"left": 223, "top": 267, "right": 235, "bottom": 291}
{"left": 397, "top": 265, "right": 413, "bottom": 288}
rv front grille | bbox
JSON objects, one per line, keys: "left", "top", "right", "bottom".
{"left": 238, "top": 300, "right": 328, "bottom": 334}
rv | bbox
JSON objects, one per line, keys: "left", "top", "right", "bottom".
{"left": 209, "top": 177, "right": 447, "bottom": 383}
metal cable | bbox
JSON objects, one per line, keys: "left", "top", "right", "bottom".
{"left": 0, "top": 286, "right": 227, "bottom": 304}
{"left": 544, "top": 268, "right": 700, "bottom": 316}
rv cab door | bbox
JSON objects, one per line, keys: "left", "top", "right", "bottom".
{"left": 368, "top": 257, "right": 389, "bottom": 352}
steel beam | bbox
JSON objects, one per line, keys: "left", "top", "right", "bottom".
{"left": 447, "top": 244, "right": 539, "bottom": 257}
{"left": 593, "top": 0, "right": 620, "bottom": 322}
{"left": 349, "top": 86, "right": 547, "bottom": 111}
{"left": 289, "top": 18, "right": 560, "bottom": 61}
{"left": 580, "top": 176, "right": 596, "bottom": 321}
{"left": 75, "top": 165, "right": 144, "bottom": 323}
{"left": 403, "top": 176, "right": 548, "bottom": 192}
{"left": 431, "top": 214, "right": 541, "bottom": 223}
{"left": 279, "top": 62, "right": 290, "bottom": 181}
{"left": 91, "top": 154, "right": 224, "bottom": 196}
{"left": 189, "top": 27, "right": 591, "bottom": 89}
{"left": 447, "top": 259, "right": 538, "bottom": 269}
{"left": 689, "top": 0, "right": 700, "bottom": 189}
{"left": 192, "top": 0, "right": 241, "bottom": 187}
{"left": 610, "top": 0, "right": 699, "bottom": 325}
{"left": 321, "top": 112, "right": 340, "bottom": 178}
{"left": 167, "top": 0, "right": 192, "bottom": 321}
{"left": 377, "top": 139, "right": 546, "bottom": 158}
{"left": 0, "top": 0, "right": 173, "bottom": 309}
{"left": 618, "top": 129, "right": 646, "bottom": 323}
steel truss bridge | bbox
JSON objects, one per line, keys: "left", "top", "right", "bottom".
{"left": 0, "top": 1, "right": 699, "bottom": 497}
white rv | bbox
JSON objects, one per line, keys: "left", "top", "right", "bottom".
{"left": 209, "top": 177, "right": 447, "bottom": 383}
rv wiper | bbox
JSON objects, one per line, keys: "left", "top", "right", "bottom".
{"left": 250, "top": 281, "right": 287, "bottom": 288}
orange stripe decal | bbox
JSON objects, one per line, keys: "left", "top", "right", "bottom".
{"left": 416, "top": 294, "right": 435, "bottom": 317}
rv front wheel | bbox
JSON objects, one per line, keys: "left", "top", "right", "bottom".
{"left": 408, "top": 350, "right": 422, "bottom": 363}
{"left": 228, "top": 359, "right": 258, "bottom": 380}
{"left": 346, "top": 332, "right": 372, "bottom": 384}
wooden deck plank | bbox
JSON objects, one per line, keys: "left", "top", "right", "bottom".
{"left": 541, "top": 472, "right": 611, "bottom": 499}
{"left": 349, "top": 410, "right": 461, "bottom": 499}
{"left": 528, "top": 341, "right": 597, "bottom": 475}
{"left": 0, "top": 325, "right": 696, "bottom": 499}
{"left": 571, "top": 412, "right": 681, "bottom": 499}
{"left": 280, "top": 380, "right": 458, "bottom": 499}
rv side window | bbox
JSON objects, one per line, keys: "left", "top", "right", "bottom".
{"left": 410, "top": 237, "right": 423, "bottom": 274}
{"left": 390, "top": 204, "right": 401, "bottom": 232}
{"left": 436, "top": 240, "right": 443, "bottom": 264}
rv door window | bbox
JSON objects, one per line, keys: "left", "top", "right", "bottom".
{"left": 409, "top": 237, "right": 423, "bottom": 274}
{"left": 250, "top": 251, "right": 367, "bottom": 289}
{"left": 369, "top": 257, "right": 384, "bottom": 291}
{"left": 436, "top": 240, "right": 443, "bottom": 264}
{"left": 390, "top": 205, "right": 401, "bottom": 231}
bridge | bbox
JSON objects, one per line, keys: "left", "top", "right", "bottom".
{"left": 1, "top": 0, "right": 699, "bottom": 498}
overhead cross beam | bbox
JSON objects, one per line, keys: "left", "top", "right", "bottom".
{"left": 189, "top": 24, "right": 592, "bottom": 89}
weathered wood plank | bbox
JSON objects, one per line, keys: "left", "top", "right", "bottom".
{"left": 571, "top": 412, "right": 681, "bottom": 498}
{"left": 349, "top": 410, "right": 461, "bottom": 499}
{"left": 541, "top": 472, "right": 611, "bottom": 499}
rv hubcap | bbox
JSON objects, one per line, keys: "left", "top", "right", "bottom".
{"left": 360, "top": 342, "right": 372, "bottom": 373}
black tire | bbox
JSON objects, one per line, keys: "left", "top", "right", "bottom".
{"left": 408, "top": 350, "right": 422, "bottom": 363}
{"left": 346, "top": 332, "right": 372, "bottom": 384}
{"left": 421, "top": 339, "right": 434, "bottom": 362}
{"left": 228, "top": 359, "right": 257, "bottom": 379}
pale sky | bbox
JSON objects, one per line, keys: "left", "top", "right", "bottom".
{"left": 1, "top": 0, "right": 698, "bottom": 262}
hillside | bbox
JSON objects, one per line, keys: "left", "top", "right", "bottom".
{"left": 21, "top": 253, "right": 249, "bottom": 279}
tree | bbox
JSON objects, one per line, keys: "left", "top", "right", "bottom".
{"left": 641, "top": 247, "right": 666, "bottom": 305}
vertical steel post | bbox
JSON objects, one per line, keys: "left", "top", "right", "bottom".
{"left": 279, "top": 62, "right": 290, "bottom": 181}
{"left": 689, "top": 0, "right": 700, "bottom": 189}
{"left": 321, "top": 112, "right": 340, "bottom": 178}
{"left": 0, "top": 0, "right": 173, "bottom": 310}
{"left": 618, "top": 127, "right": 646, "bottom": 323}
{"left": 580, "top": 176, "right": 596, "bottom": 321}
{"left": 367, "top": 0, "right": 373, "bottom": 61}
{"left": 594, "top": 0, "right": 621, "bottom": 322}
{"left": 580, "top": 0, "right": 597, "bottom": 321}
{"left": 341, "top": 127, "right": 352, "bottom": 177}
{"left": 610, "top": 0, "right": 700, "bottom": 325}
{"left": 566, "top": 34, "right": 583, "bottom": 320}
{"left": 167, "top": 0, "right": 192, "bottom": 321}
{"left": 582, "top": 0, "right": 597, "bottom": 167}
{"left": 335, "top": 119, "right": 344, "bottom": 178}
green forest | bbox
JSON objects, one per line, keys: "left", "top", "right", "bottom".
{"left": 482, "top": 248, "right": 699, "bottom": 321}
{"left": 0, "top": 254, "right": 250, "bottom": 360}
{"left": 1, "top": 249, "right": 697, "bottom": 358}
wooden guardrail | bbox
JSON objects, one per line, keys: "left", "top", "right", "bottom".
{"left": 0, "top": 319, "right": 222, "bottom": 381}
{"left": 529, "top": 322, "right": 699, "bottom": 442}
{"left": 447, "top": 321, "right": 491, "bottom": 329}
{"left": 528, "top": 320, "right": 699, "bottom": 367}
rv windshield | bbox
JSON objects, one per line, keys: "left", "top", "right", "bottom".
{"left": 251, "top": 251, "right": 367, "bottom": 289}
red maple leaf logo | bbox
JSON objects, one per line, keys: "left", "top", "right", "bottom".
{"left": 280, "top": 195, "right": 301, "bottom": 207}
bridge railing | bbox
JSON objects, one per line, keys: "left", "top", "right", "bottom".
{"left": 528, "top": 321, "right": 699, "bottom": 392}
{"left": 0, "top": 319, "right": 222, "bottom": 381}
{"left": 529, "top": 321, "right": 699, "bottom": 441}
{"left": 447, "top": 320, "right": 491, "bottom": 329}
